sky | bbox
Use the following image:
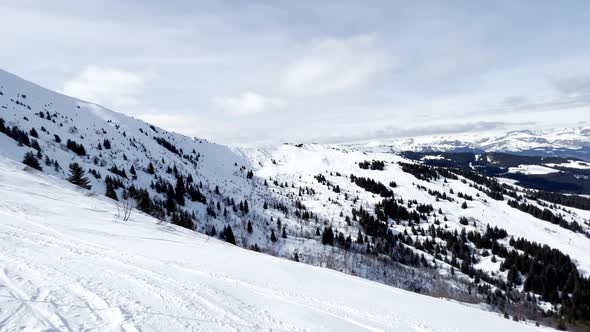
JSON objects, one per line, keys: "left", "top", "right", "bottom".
{"left": 1, "top": 1, "right": 590, "bottom": 146}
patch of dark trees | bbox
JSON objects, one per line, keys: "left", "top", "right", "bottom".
{"left": 507, "top": 200, "right": 583, "bottom": 233}
{"left": 350, "top": 174, "right": 393, "bottom": 197}
{"left": 358, "top": 160, "right": 385, "bottom": 170}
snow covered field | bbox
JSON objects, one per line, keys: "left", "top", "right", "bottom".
{"left": 0, "top": 157, "right": 550, "bottom": 331}
{"left": 545, "top": 160, "right": 590, "bottom": 170}
{"left": 507, "top": 164, "right": 559, "bottom": 175}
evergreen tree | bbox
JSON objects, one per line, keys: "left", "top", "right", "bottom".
{"left": 31, "top": 139, "right": 41, "bottom": 151}
{"left": 321, "top": 227, "right": 335, "bottom": 246}
{"left": 356, "top": 230, "right": 364, "bottom": 244}
{"left": 270, "top": 229, "right": 277, "bottom": 242}
{"left": 165, "top": 185, "right": 177, "bottom": 213}
{"left": 147, "top": 162, "right": 155, "bottom": 174}
{"left": 175, "top": 176, "right": 185, "bottom": 206}
{"left": 223, "top": 225, "right": 236, "bottom": 245}
{"left": 22, "top": 151, "right": 42, "bottom": 171}
{"left": 105, "top": 179, "right": 118, "bottom": 201}
{"left": 247, "top": 220, "right": 253, "bottom": 233}
{"left": 282, "top": 227, "right": 287, "bottom": 239}
{"left": 243, "top": 199, "right": 249, "bottom": 214}
{"left": 68, "top": 163, "right": 91, "bottom": 189}
{"left": 129, "top": 165, "right": 137, "bottom": 178}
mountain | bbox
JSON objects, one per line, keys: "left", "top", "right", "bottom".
{"left": 0, "top": 156, "right": 548, "bottom": 331}
{"left": 2, "top": 68, "right": 590, "bottom": 330}
{"left": 357, "top": 127, "right": 590, "bottom": 161}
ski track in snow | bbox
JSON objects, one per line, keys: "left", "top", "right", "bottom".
{"left": 0, "top": 157, "right": 550, "bottom": 331}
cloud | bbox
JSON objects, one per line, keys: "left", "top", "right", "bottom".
{"left": 281, "top": 35, "right": 391, "bottom": 96}
{"left": 211, "top": 92, "right": 285, "bottom": 114}
{"left": 305, "top": 121, "right": 525, "bottom": 145}
{"left": 549, "top": 73, "right": 590, "bottom": 96}
{"left": 62, "top": 66, "right": 151, "bottom": 109}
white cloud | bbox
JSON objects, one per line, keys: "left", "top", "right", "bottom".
{"left": 281, "top": 35, "right": 391, "bottom": 96}
{"left": 212, "top": 92, "right": 285, "bottom": 114}
{"left": 62, "top": 66, "right": 150, "bottom": 109}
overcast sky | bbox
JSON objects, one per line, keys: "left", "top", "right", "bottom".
{"left": 1, "top": 1, "right": 589, "bottom": 145}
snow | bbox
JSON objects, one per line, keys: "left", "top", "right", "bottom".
{"left": 545, "top": 160, "right": 590, "bottom": 170}
{"left": 421, "top": 155, "right": 445, "bottom": 160}
{"left": 507, "top": 164, "right": 559, "bottom": 175}
{"left": 1, "top": 67, "right": 589, "bottom": 329}
{"left": 0, "top": 157, "right": 548, "bottom": 331}
{"left": 354, "top": 125, "right": 590, "bottom": 156}
{"left": 238, "top": 144, "right": 590, "bottom": 276}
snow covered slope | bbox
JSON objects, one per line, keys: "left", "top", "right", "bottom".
{"left": 2, "top": 68, "right": 590, "bottom": 328}
{"left": 0, "top": 157, "right": 548, "bottom": 331}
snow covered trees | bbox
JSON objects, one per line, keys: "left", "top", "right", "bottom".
{"left": 223, "top": 225, "right": 236, "bottom": 245}
{"left": 175, "top": 176, "right": 185, "bottom": 206}
{"left": 66, "top": 139, "right": 86, "bottom": 156}
{"left": 68, "top": 163, "right": 91, "bottom": 189}
{"left": 22, "top": 151, "right": 42, "bottom": 170}
{"left": 146, "top": 162, "right": 155, "bottom": 174}
{"left": 321, "top": 227, "right": 334, "bottom": 246}
{"left": 105, "top": 177, "right": 118, "bottom": 201}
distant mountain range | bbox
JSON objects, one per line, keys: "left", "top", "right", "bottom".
{"left": 356, "top": 126, "right": 590, "bottom": 161}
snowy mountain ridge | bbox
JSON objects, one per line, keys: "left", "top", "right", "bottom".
{"left": 355, "top": 126, "right": 590, "bottom": 160}
{"left": 2, "top": 68, "right": 590, "bottom": 330}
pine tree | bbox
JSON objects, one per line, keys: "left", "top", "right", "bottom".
{"left": 105, "top": 179, "right": 118, "bottom": 201}
{"left": 68, "top": 163, "right": 91, "bottom": 189}
{"left": 175, "top": 176, "right": 185, "bottom": 206}
{"left": 129, "top": 165, "right": 137, "bottom": 178}
{"left": 22, "top": 151, "right": 42, "bottom": 171}
{"left": 282, "top": 227, "right": 287, "bottom": 239}
{"left": 461, "top": 201, "right": 468, "bottom": 209}
{"left": 321, "top": 227, "right": 334, "bottom": 246}
{"left": 270, "top": 229, "right": 277, "bottom": 242}
{"left": 356, "top": 229, "right": 364, "bottom": 244}
{"left": 247, "top": 220, "right": 253, "bottom": 233}
{"left": 147, "top": 162, "right": 155, "bottom": 174}
{"left": 224, "top": 225, "right": 236, "bottom": 245}
{"left": 31, "top": 139, "right": 41, "bottom": 151}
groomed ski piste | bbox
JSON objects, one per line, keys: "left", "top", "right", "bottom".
{"left": 0, "top": 157, "right": 549, "bottom": 331}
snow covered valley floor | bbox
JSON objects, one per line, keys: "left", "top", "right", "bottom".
{"left": 0, "top": 157, "right": 550, "bottom": 331}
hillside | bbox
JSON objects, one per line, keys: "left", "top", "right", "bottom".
{"left": 2, "top": 68, "right": 590, "bottom": 329}
{"left": 0, "top": 156, "right": 549, "bottom": 331}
